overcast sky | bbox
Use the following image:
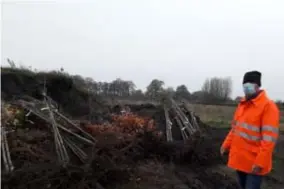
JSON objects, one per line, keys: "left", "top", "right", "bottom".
{"left": 2, "top": 0, "right": 284, "bottom": 100}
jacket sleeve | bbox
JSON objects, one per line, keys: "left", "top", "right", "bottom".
{"left": 221, "top": 128, "right": 234, "bottom": 150}
{"left": 221, "top": 107, "right": 239, "bottom": 150}
{"left": 254, "top": 101, "right": 280, "bottom": 168}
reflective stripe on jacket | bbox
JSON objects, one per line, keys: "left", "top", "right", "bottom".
{"left": 221, "top": 90, "right": 280, "bottom": 175}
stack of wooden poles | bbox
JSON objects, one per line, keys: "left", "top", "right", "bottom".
{"left": 164, "top": 99, "right": 200, "bottom": 142}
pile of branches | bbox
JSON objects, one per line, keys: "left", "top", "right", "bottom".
{"left": 1, "top": 96, "right": 223, "bottom": 189}
{"left": 163, "top": 99, "right": 210, "bottom": 142}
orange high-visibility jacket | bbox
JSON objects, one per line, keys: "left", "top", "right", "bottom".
{"left": 222, "top": 90, "right": 280, "bottom": 175}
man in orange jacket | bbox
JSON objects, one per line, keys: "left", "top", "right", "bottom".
{"left": 221, "top": 71, "right": 280, "bottom": 189}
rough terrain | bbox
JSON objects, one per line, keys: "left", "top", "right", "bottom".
{"left": 1, "top": 98, "right": 240, "bottom": 189}
{"left": 1, "top": 67, "right": 283, "bottom": 189}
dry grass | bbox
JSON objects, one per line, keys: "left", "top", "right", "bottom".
{"left": 186, "top": 104, "right": 235, "bottom": 128}
{"left": 186, "top": 103, "right": 284, "bottom": 131}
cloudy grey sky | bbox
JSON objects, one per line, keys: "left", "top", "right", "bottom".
{"left": 2, "top": 0, "right": 284, "bottom": 100}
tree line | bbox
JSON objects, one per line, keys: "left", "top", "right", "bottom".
{"left": 72, "top": 74, "right": 234, "bottom": 103}
{"left": 5, "top": 60, "right": 283, "bottom": 108}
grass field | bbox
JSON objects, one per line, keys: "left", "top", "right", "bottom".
{"left": 186, "top": 103, "right": 284, "bottom": 188}
{"left": 187, "top": 104, "right": 284, "bottom": 130}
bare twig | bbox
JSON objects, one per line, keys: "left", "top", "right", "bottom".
{"left": 164, "top": 105, "right": 173, "bottom": 142}
{"left": 183, "top": 104, "right": 200, "bottom": 131}
{"left": 45, "top": 97, "right": 69, "bottom": 166}
{"left": 53, "top": 110, "right": 97, "bottom": 143}
{"left": 95, "top": 182, "right": 105, "bottom": 189}
{"left": 1, "top": 126, "right": 14, "bottom": 173}
{"left": 175, "top": 117, "right": 188, "bottom": 140}
{"left": 63, "top": 136, "right": 88, "bottom": 163}
{"left": 171, "top": 99, "right": 196, "bottom": 134}
{"left": 17, "top": 100, "right": 95, "bottom": 145}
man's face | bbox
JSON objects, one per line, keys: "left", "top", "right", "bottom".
{"left": 243, "top": 82, "right": 258, "bottom": 96}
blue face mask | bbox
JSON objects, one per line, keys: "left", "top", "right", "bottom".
{"left": 243, "top": 83, "right": 256, "bottom": 96}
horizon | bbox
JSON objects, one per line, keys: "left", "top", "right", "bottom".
{"left": 2, "top": 64, "right": 282, "bottom": 102}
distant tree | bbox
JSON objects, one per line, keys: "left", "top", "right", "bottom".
{"left": 110, "top": 78, "right": 122, "bottom": 96}
{"left": 164, "top": 87, "right": 175, "bottom": 98}
{"left": 97, "top": 82, "right": 103, "bottom": 94}
{"left": 191, "top": 90, "right": 207, "bottom": 102}
{"left": 102, "top": 82, "right": 110, "bottom": 95}
{"left": 72, "top": 77, "right": 138, "bottom": 97}
{"left": 201, "top": 77, "right": 232, "bottom": 103}
{"left": 107, "top": 79, "right": 136, "bottom": 97}
{"left": 72, "top": 75, "right": 87, "bottom": 89}
{"left": 85, "top": 77, "right": 96, "bottom": 93}
{"left": 109, "top": 81, "right": 116, "bottom": 95}
{"left": 123, "top": 80, "right": 136, "bottom": 96}
{"left": 132, "top": 89, "right": 144, "bottom": 98}
{"left": 146, "top": 79, "right": 165, "bottom": 100}
{"left": 221, "top": 77, "right": 232, "bottom": 101}
{"left": 175, "top": 85, "right": 191, "bottom": 100}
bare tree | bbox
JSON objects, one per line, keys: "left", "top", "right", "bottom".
{"left": 201, "top": 77, "right": 232, "bottom": 103}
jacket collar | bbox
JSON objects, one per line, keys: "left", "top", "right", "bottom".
{"left": 240, "top": 90, "right": 268, "bottom": 106}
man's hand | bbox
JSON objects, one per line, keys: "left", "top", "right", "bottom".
{"left": 220, "top": 147, "right": 228, "bottom": 156}
{"left": 252, "top": 165, "right": 262, "bottom": 174}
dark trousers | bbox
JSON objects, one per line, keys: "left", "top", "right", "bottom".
{"left": 237, "top": 171, "right": 263, "bottom": 189}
